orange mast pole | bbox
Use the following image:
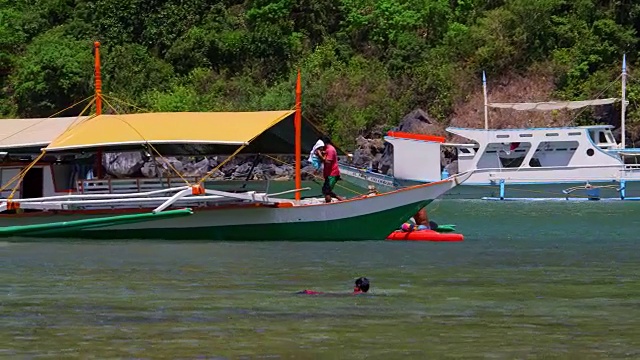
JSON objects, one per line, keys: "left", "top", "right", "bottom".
{"left": 294, "top": 70, "right": 302, "bottom": 201}
{"left": 94, "top": 41, "right": 103, "bottom": 178}
{"left": 94, "top": 41, "right": 102, "bottom": 115}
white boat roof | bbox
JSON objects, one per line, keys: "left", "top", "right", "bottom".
{"left": 0, "top": 116, "right": 85, "bottom": 150}
{"left": 446, "top": 125, "right": 614, "bottom": 142}
{"left": 447, "top": 125, "right": 613, "bottom": 132}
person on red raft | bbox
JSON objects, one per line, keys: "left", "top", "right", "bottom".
{"left": 400, "top": 208, "right": 438, "bottom": 232}
{"left": 297, "top": 277, "right": 370, "bottom": 295}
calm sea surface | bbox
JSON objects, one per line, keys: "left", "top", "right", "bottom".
{"left": 2, "top": 201, "right": 640, "bottom": 359}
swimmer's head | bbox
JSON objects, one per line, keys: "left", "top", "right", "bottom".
{"left": 354, "top": 277, "right": 370, "bottom": 293}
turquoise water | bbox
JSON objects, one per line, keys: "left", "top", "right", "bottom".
{"left": 2, "top": 201, "right": 640, "bottom": 358}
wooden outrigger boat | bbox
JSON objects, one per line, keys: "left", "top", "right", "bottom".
{"left": 0, "top": 42, "right": 468, "bottom": 241}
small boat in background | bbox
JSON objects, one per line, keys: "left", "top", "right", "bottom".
{"left": 343, "top": 56, "right": 640, "bottom": 201}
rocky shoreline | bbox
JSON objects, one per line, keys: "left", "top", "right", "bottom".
{"left": 101, "top": 108, "right": 457, "bottom": 180}
{"left": 102, "top": 152, "right": 320, "bottom": 181}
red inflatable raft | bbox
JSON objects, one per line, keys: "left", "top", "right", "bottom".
{"left": 386, "top": 229, "right": 464, "bottom": 242}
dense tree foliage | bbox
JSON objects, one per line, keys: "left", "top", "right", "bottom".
{"left": 1, "top": 0, "right": 640, "bottom": 145}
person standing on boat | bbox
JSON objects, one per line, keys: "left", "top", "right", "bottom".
{"left": 308, "top": 138, "right": 325, "bottom": 174}
{"left": 321, "top": 136, "right": 344, "bottom": 203}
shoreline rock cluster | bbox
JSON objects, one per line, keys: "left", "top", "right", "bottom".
{"left": 347, "top": 108, "right": 458, "bottom": 176}
{"left": 101, "top": 108, "right": 459, "bottom": 180}
{"left": 102, "top": 152, "right": 319, "bottom": 181}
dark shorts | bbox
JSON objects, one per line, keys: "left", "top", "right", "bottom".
{"left": 322, "top": 176, "right": 340, "bottom": 195}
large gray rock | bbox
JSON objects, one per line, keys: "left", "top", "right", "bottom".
{"left": 103, "top": 152, "right": 145, "bottom": 178}
{"left": 232, "top": 162, "right": 254, "bottom": 179}
{"left": 301, "top": 164, "right": 318, "bottom": 180}
{"left": 140, "top": 162, "right": 160, "bottom": 178}
{"left": 351, "top": 135, "right": 386, "bottom": 169}
{"left": 349, "top": 108, "right": 452, "bottom": 176}
{"left": 101, "top": 147, "right": 346, "bottom": 182}
{"left": 444, "top": 160, "right": 459, "bottom": 175}
{"left": 156, "top": 157, "right": 185, "bottom": 178}
{"left": 183, "top": 158, "right": 211, "bottom": 177}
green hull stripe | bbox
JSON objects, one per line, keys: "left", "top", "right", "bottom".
{"left": 0, "top": 209, "right": 193, "bottom": 237}
{"left": 13, "top": 201, "right": 431, "bottom": 242}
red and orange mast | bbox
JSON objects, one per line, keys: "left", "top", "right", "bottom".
{"left": 94, "top": 41, "right": 102, "bottom": 116}
{"left": 94, "top": 41, "right": 103, "bottom": 178}
{"left": 294, "top": 70, "right": 302, "bottom": 201}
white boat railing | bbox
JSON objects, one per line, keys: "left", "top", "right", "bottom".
{"left": 3, "top": 182, "right": 311, "bottom": 212}
{"left": 77, "top": 177, "right": 200, "bottom": 194}
{"left": 5, "top": 186, "right": 191, "bottom": 203}
{"left": 76, "top": 177, "right": 276, "bottom": 195}
{"left": 151, "top": 187, "right": 306, "bottom": 213}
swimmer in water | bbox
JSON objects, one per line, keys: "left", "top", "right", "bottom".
{"left": 297, "top": 277, "right": 370, "bottom": 295}
{"left": 353, "top": 277, "right": 369, "bottom": 294}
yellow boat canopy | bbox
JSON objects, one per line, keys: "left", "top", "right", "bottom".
{"left": 44, "top": 111, "right": 326, "bottom": 155}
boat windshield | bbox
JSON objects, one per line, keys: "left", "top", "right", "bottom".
{"left": 588, "top": 129, "right": 617, "bottom": 150}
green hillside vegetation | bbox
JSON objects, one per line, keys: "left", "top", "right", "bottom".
{"left": 1, "top": 0, "right": 640, "bottom": 146}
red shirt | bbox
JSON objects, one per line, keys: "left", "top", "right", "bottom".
{"left": 323, "top": 144, "right": 340, "bottom": 178}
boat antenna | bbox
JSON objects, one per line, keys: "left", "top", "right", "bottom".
{"left": 295, "top": 69, "right": 302, "bottom": 201}
{"left": 483, "top": 70, "right": 489, "bottom": 130}
{"left": 621, "top": 54, "right": 627, "bottom": 149}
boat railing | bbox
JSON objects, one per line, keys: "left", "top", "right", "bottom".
{"left": 77, "top": 177, "right": 274, "bottom": 195}
{"left": 77, "top": 177, "right": 200, "bottom": 194}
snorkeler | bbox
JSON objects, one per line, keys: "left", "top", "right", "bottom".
{"left": 353, "top": 277, "right": 369, "bottom": 294}
{"left": 297, "top": 277, "right": 370, "bottom": 295}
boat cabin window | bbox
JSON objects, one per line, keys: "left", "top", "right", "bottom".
{"left": 519, "top": 134, "right": 533, "bottom": 138}
{"left": 599, "top": 132, "right": 607, "bottom": 143}
{"left": 496, "top": 134, "right": 510, "bottom": 139}
{"left": 476, "top": 142, "right": 531, "bottom": 169}
{"left": 589, "top": 129, "right": 617, "bottom": 149}
{"left": 455, "top": 144, "right": 478, "bottom": 159}
{"left": 529, "top": 157, "right": 542, "bottom": 167}
{"left": 499, "top": 156, "right": 525, "bottom": 168}
{"left": 531, "top": 141, "right": 579, "bottom": 167}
